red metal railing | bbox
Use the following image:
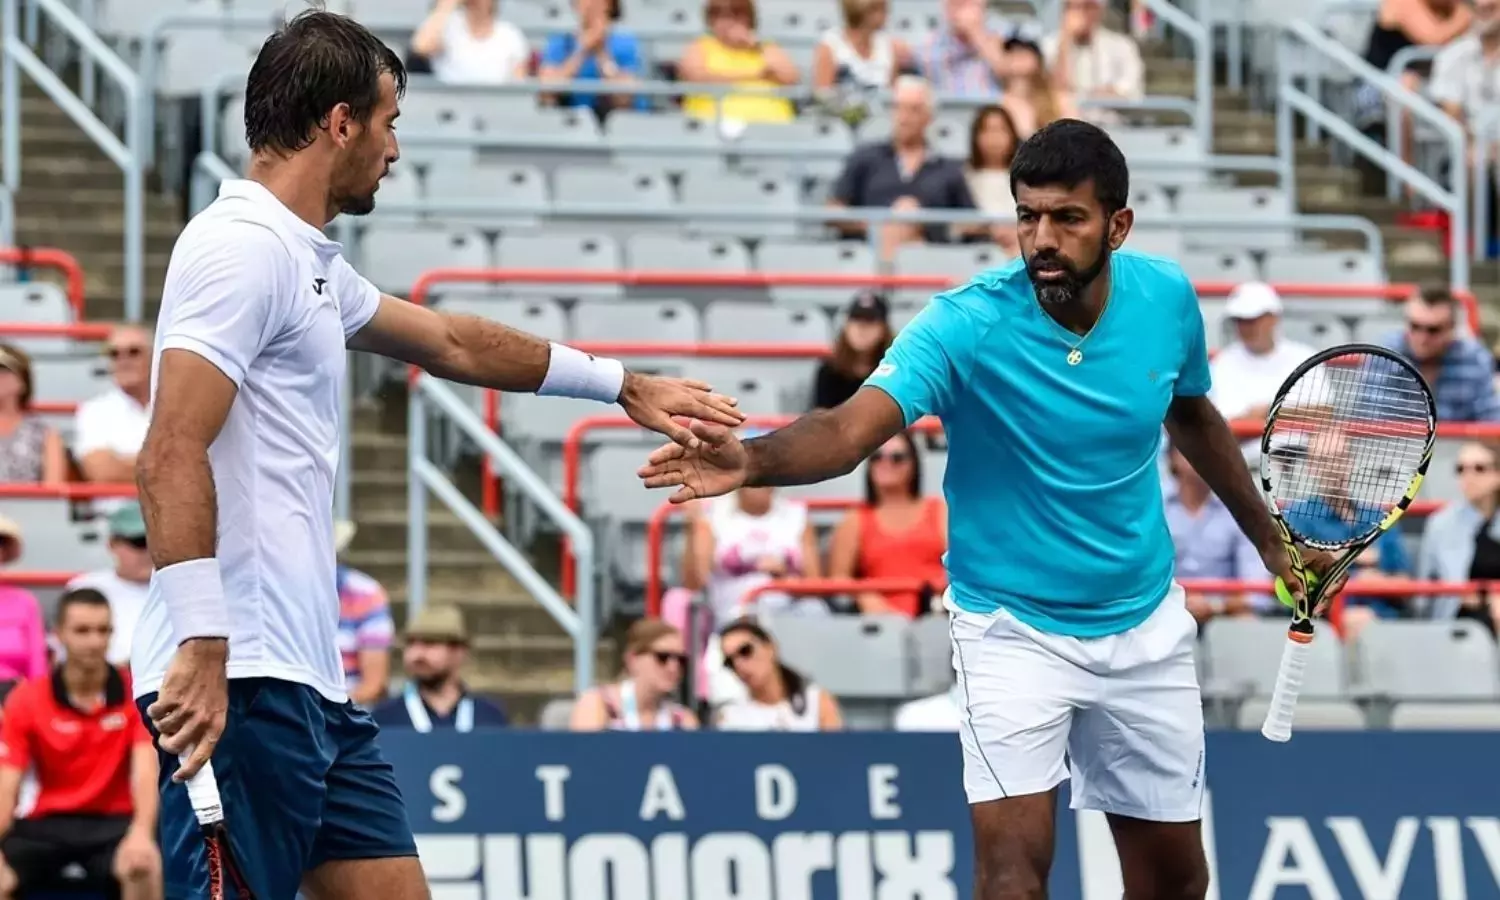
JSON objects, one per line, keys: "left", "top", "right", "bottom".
{"left": 743, "top": 577, "right": 1499, "bottom": 603}
{"left": 0, "top": 248, "right": 87, "bottom": 319}
{"left": 0, "top": 483, "right": 136, "bottom": 499}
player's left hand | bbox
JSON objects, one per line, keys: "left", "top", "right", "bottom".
{"left": 1261, "top": 542, "right": 1349, "bottom": 617}
{"left": 619, "top": 372, "right": 745, "bottom": 448}
{"left": 112, "top": 829, "right": 159, "bottom": 880}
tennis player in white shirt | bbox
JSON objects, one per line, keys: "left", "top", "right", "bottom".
{"left": 132, "top": 11, "right": 743, "bottom": 899}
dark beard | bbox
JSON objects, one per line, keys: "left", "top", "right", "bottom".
{"left": 338, "top": 190, "right": 377, "bottom": 217}
{"left": 1027, "top": 243, "right": 1110, "bottom": 307}
{"left": 414, "top": 672, "right": 450, "bottom": 691}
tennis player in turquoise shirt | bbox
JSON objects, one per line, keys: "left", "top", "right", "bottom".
{"left": 638, "top": 118, "right": 1346, "bottom": 899}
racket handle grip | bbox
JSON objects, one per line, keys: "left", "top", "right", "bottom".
{"left": 180, "top": 757, "right": 225, "bottom": 827}
{"left": 1261, "top": 635, "right": 1312, "bottom": 743}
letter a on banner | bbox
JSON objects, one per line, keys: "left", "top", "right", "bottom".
{"left": 1248, "top": 818, "right": 1339, "bottom": 900}
{"left": 640, "top": 765, "right": 686, "bottom": 821}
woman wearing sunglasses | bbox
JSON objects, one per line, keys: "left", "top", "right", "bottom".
{"left": 1416, "top": 441, "right": 1500, "bottom": 636}
{"left": 714, "top": 619, "right": 842, "bottom": 732}
{"left": 570, "top": 619, "right": 699, "bottom": 731}
{"left": 828, "top": 431, "right": 947, "bottom": 616}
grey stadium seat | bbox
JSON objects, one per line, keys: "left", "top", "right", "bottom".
{"left": 425, "top": 164, "right": 548, "bottom": 228}
{"left": 1124, "top": 230, "right": 1185, "bottom": 257}
{"left": 159, "top": 33, "right": 260, "bottom": 97}
{"left": 608, "top": 112, "right": 723, "bottom": 177}
{"left": 583, "top": 444, "right": 663, "bottom": 523}
{"left": 1278, "top": 314, "right": 1352, "bottom": 350}
{"left": 1262, "top": 249, "right": 1384, "bottom": 285}
{"left": 679, "top": 172, "right": 799, "bottom": 239}
{"left": 761, "top": 614, "right": 912, "bottom": 698}
{"left": 907, "top": 616, "right": 954, "bottom": 695}
{"left": 494, "top": 233, "right": 623, "bottom": 300}
{"left": 923, "top": 450, "right": 946, "bottom": 495}
{"left": 1350, "top": 620, "right": 1500, "bottom": 700}
{"left": 0, "top": 284, "right": 78, "bottom": 355}
{"left": 1128, "top": 185, "right": 1174, "bottom": 223}
{"left": 219, "top": 96, "right": 248, "bottom": 164}
{"left": 1174, "top": 186, "right": 1293, "bottom": 249}
{"left": 357, "top": 227, "right": 490, "bottom": 295}
{"left": 730, "top": 119, "right": 853, "bottom": 179}
{"left": 703, "top": 302, "right": 831, "bottom": 344}
{"left": 366, "top": 165, "right": 421, "bottom": 213}
{"left": 29, "top": 356, "right": 110, "bottom": 405}
{"left": 493, "top": 107, "right": 603, "bottom": 150}
{"left": 1390, "top": 702, "right": 1500, "bottom": 730}
{"left": 1200, "top": 618, "right": 1345, "bottom": 698}
{"left": 552, "top": 166, "right": 676, "bottom": 215}
{"left": 438, "top": 297, "right": 569, "bottom": 342}
{"left": 537, "top": 698, "right": 576, "bottom": 731}
{"left": 4, "top": 499, "right": 111, "bottom": 572}
{"left": 571, "top": 298, "right": 700, "bottom": 344}
{"left": 756, "top": 240, "right": 878, "bottom": 309}
{"left": 892, "top": 244, "right": 1009, "bottom": 304}
{"left": 1235, "top": 698, "right": 1366, "bottom": 730}
{"left": 679, "top": 359, "right": 788, "bottom": 416}
{"left": 627, "top": 235, "right": 751, "bottom": 273}
{"left": 1177, "top": 249, "right": 1256, "bottom": 283}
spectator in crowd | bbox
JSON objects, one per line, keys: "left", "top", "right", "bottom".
{"left": 372, "top": 605, "right": 508, "bottom": 732}
{"left": 679, "top": 0, "right": 799, "bottom": 127}
{"left": 1164, "top": 443, "right": 1267, "bottom": 624}
{"left": 0, "top": 515, "right": 46, "bottom": 693}
{"left": 828, "top": 431, "right": 947, "bottom": 616}
{"left": 912, "top": 0, "right": 1009, "bottom": 97}
{"left": 0, "top": 589, "right": 159, "bottom": 900}
{"left": 1043, "top": 0, "right": 1144, "bottom": 118}
{"left": 1384, "top": 287, "right": 1500, "bottom": 422}
{"left": 893, "top": 682, "right": 961, "bottom": 731}
{"left": 333, "top": 521, "right": 393, "bottom": 708}
{"left": 812, "top": 291, "right": 894, "bottom": 410}
{"left": 829, "top": 76, "right": 979, "bottom": 257}
{"left": 0, "top": 344, "right": 64, "bottom": 485}
{"left": 539, "top": 0, "right": 647, "bottom": 115}
{"left": 65, "top": 503, "right": 151, "bottom": 668}
{"left": 1208, "top": 283, "right": 1316, "bottom": 422}
{"left": 965, "top": 103, "right": 1021, "bottom": 252}
{"left": 74, "top": 325, "right": 151, "bottom": 489}
{"left": 714, "top": 619, "right": 843, "bottom": 731}
{"left": 571, "top": 619, "right": 699, "bottom": 731}
{"left": 812, "top": 0, "right": 912, "bottom": 96}
{"left": 411, "top": 0, "right": 530, "bottom": 86}
{"left": 682, "top": 443, "right": 822, "bottom": 624}
{"left": 1416, "top": 441, "right": 1500, "bottom": 633}
{"left": 999, "top": 32, "right": 1077, "bottom": 139}
{"left": 1284, "top": 427, "right": 1412, "bottom": 639}
{"left": 1358, "top": 0, "right": 1469, "bottom": 170}
{"left": 1429, "top": 0, "right": 1500, "bottom": 139}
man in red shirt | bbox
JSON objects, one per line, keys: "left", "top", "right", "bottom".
{"left": 0, "top": 587, "right": 160, "bottom": 898}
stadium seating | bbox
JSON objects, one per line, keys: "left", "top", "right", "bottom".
{"left": 1350, "top": 621, "right": 1500, "bottom": 701}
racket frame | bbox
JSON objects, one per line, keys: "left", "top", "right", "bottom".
{"left": 1257, "top": 342, "right": 1436, "bottom": 741}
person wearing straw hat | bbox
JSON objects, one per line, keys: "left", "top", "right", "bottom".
{"left": 371, "top": 606, "right": 506, "bottom": 733}
{"left": 66, "top": 503, "right": 153, "bottom": 668}
{"left": 0, "top": 514, "right": 47, "bottom": 692}
{"left": 333, "top": 521, "right": 393, "bottom": 708}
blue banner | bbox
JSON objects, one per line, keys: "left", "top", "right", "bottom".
{"left": 382, "top": 731, "right": 1500, "bottom": 899}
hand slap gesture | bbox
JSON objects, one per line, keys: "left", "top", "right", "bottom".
{"left": 619, "top": 373, "right": 745, "bottom": 447}
{"left": 637, "top": 420, "right": 749, "bottom": 503}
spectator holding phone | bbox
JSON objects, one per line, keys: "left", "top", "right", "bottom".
{"left": 411, "top": 0, "right": 530, "bottom": 85}
{"left": 540, "top": 0, "right": 647, "bottom": 115}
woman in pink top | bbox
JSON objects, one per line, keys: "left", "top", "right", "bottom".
{"left": 0, "top": 514, "right": 48, "bottom": 686}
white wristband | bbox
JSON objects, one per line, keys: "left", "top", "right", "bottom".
{"left": 156, "top": 558, "right": 230, "bottom": 644}
{"left": 538, "top": 343, "right": 625, "bottom": 404}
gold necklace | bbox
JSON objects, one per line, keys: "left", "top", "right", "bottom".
{"left": 1061, "top": 292, "right": 1111, "bottom": 366}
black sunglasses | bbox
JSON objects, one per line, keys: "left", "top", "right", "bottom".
{"left": 1457, "top": 462, "right": 1494, "bottom": 475}
{"left": 1406, "top": 321, "right": 1449, "bottom": 336}
{"left": 650, "top": 650, "right": 687, "bottom": 667}
{"left": 120, "top": 535, "right": 148, "bottom": 550}
{"left": 871, "top": 450, "right": 911, "bottom": 464}
{"left": 107, "top": 346, "right": 145, "bottom": 360}
{"left": 722, "top": 642, "right": 758, "bottom": 668}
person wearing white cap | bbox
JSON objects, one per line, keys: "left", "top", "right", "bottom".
{"left": 1207, "top": 282, "right": 1316, "bottom": 422}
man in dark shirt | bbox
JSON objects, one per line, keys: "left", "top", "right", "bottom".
{"left": 372, "top": 605, "right": 507, "bottom": 733}
{"left": 829, "top": 75, "right": 978, "bottom": 252}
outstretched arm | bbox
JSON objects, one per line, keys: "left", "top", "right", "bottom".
{"left": 744, "top": 389, "right": 906, "bottom": 487}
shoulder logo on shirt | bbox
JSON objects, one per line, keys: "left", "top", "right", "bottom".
{"left": 873, "top": 363, "right": 895, "bottom": 377}
{"left": 312, "top": 278, "right": 328, "bottom": 295}
{"left": 100, "top": 712, "right": 127, "bottom": 732}
{"left": 49, "top": 719, "right": 80, "bottom": 734}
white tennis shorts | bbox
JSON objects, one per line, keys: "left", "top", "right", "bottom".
{"left": 948, "top": 582, "right": 1206, "bottom": 822}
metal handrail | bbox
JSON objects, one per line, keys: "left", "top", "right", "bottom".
{"left": 1, "top": 0, "right": 144, "bottom": 320}
{"left": 1277, "top": 20, "right": 1468, "bottom": 290}
{"left": 1475, "top": 109, "right": 1499, "bottom": 263}
{"left": 1383, "top": 44, "right": 1444, "bottom": 204}
{"left": 409, "top": 374, "right": 597, "bottom": 692}
{"left": 1137, "top": 0, "right": 1214, "bottom": 153}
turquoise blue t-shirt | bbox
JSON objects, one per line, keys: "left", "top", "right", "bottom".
{"left": 864, "top": 250, "right": 1213, "bottom": 637}
{"left": 540, "top": 30, "right": 648, "bottom": 112}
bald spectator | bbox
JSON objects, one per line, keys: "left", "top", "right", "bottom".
{"left": 912, "top": 0, "right": 1009, "bottom": 96}
{"left": 64, "top": 504, "right": 150, "bottom": 668}
{"left": 830, "top": 76, "right": 978, "bottom": 257}
{"left": 1043, "top": 0, "right": 1144, "bottom": 119}
{"left": 1208, "top": 283, "right": 1317, "bottom": 422}
{"left": 1383, "top": 287, "right": 1500, "bottom": 422}
{"left": 74, "top": 326, "right": 151, "bottom": 487}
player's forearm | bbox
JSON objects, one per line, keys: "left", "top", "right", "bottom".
{"left": 1166, "top": 396, "right": 1279, "bottom": 553}
{"left": 136, "top": 438, "right": 218, "bottom": 568}
{"left": 744, "top": 409, "right": 869, "bottom": 487}
{"left": 430, "top": 312, "right": 634, "bottom": 403}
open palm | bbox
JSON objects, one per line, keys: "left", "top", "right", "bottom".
{"left": 636, "top": 421, "right": 749, "bottom": 503}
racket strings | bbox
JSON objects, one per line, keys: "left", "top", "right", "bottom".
{"left": 1265, "top": 352, "right": 1431, "bottom": 542}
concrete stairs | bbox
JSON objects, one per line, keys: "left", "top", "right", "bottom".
{"left": 2, "top": 81, "right": 177, "bottom": 322}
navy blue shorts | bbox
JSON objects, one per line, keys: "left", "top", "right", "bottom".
{"left": 137, "top": 677, "right": 418, "bottom": 899}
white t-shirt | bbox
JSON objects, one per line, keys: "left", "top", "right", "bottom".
{"left": 1207, "top": 338, "right": 1316, "bottom": 420}
{"left": 431, "top": 13, "right": 529, "bottom": 85}
{"left": 132, "top": 179, "right": 380, "bottom": 703}
{"left": 893, "top": 687, "right": 961, "bottom": 732}
{"left": 717, "top": 684, "right": 824, "bottom": 732}
{"left": 74, "top": 387, "right": 149, "bottom": 460}
{"left": 66, "top": 568, "right": 148, "bottom": 666}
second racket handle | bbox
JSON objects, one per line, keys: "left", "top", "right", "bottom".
{"left": 1261, "top": 637, "right": 1311, "bottom": 743}
{"left": 180, "top": 757, "right": 225, "bottom": 827}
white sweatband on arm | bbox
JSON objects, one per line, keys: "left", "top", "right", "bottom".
{"left": 156, "top": 558, "right": 231, "bottom": 644}
{"left": 537, "top": 342, "right": 626, "bottom": 404}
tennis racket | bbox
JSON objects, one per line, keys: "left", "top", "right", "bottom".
{"left": 182, "top": 759, "right": 255, "bottom": 898}
{"left": 1258, "top": 343, "right": 1436, "bottom": 742}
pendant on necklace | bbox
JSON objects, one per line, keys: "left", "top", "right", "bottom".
{"left": 1067, "top": 348, "right": 1083, "bottom": 366}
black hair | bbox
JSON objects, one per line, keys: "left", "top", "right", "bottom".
{"left": 967, "top": 104, "right": 1019, "bottom": 171}
{"left": 245, "top": 9, "right": 407, "bottom": 154}
{"left": 56, "top": 587, "right": 110, "bottom": 628}
{"left": 864, "top": 429, "right": 922, "bottom": 505}
{"left": 720, "top": 618, "right": 810, "bottom": 716}
{"left": 1009, "top": 118, "right": 1130, "bottom": 215}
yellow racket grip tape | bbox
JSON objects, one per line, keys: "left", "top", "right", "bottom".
{"left": 1275, "top": 569, "right": 1321, "bottom": 608}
